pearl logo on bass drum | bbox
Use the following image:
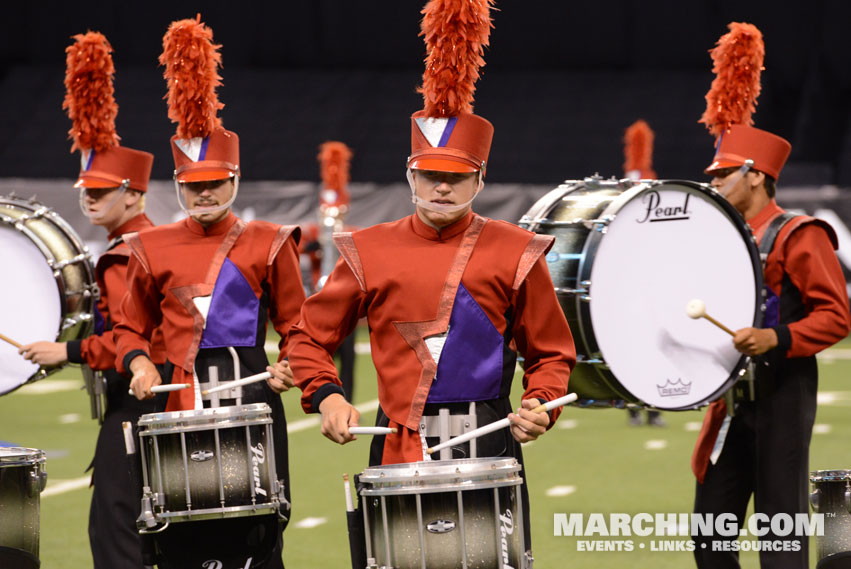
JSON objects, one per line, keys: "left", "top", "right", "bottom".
{"left": 636, "top": 190, "right": 692, "bottom": 223}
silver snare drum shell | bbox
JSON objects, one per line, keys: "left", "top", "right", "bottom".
{"left": 359, "top": 457, "right": 525, "bottom": 569}
{"left": 137, "top": 403, "right": 284, "bottom": 527}
{"left": 810, "top": 470, "right": 851, "bottom": 567}
{"left": 0, "top": 447, "right": 47, "bottom": 561}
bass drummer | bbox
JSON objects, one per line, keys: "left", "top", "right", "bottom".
{"left": 18, "top": 32, "right": 165, "bottom": 569}
{"left": 113, "top": 17, "right": 304, "bottom": 569}
{"left": 287, "top": 0, "right": 574, "bottom": 564}
{"left": 691, "top": 23, "right": 850, "bottom": 568}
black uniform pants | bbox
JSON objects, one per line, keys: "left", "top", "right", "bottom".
{"left": 693, "top": 358, "right": 817, "bottom": 569}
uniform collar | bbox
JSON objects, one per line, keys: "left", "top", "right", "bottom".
{"left": 108, "top": 213, "right": 154, "bottom": 240}
{"left": 747, "top": 199, "right": 783, "bottom": 230}
{"left": 411, "top": 210, "right": 475, "bottom": 241}
{"left": 183, "top": 211, "right": 239, "bottom": 236}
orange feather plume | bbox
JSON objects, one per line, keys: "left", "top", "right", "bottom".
{"left": 418, "top": 0, "right": 494, "bottom": 117}
{"left": 623, "top": 120, "right": 656, "bottom": 178}
{"left": 63, "top": 31, "right": 119, "bottom": 153}
{"left": 318, "top": 142, "right": 353, "bottom": 193}
{"left": 699, "top": 22, "right": 764, "bottom": 138}
{"left": 159, "top": 14, "right": 224, "bottom": 139}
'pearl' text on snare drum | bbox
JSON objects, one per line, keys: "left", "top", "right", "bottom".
{"left": 636, "top": 191, "right": 692, "bottom": 223}
{"left": 251, "top": 443, "right": 267, "bottom": 497}
{"left": 500, "top": 509, "right": 516, "bottom": 568}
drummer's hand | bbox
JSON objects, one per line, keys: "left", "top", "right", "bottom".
{"left": 18, "top": 342, "right": 69, "bottom": 366}
{"left": 318, "top": 393, "right": 360, "bottom": 445}
{"left": 266, "top": 361, "right": 294, "bottom": 393}
{"left": 128, "top": 355, "right": 162, "bottom": 400}
{"left": 733, "top": 327, "right": 777, "bottom": 356}
{"left": 508, "top": 398, "right": 550, "bottom": 443}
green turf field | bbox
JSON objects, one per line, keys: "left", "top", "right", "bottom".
{"left": 2, "top": 333, "right": 849, "bottom": 568}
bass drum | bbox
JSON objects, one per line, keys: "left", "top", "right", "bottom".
{"left": 0, "top": 195, "right": 96, "bottom": 395}
{"left": 520, "top": 177, "right": 762, "bottom": 410}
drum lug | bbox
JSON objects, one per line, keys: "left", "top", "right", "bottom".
{"left": 523, "top": 549, "right": 534, "bottom": 569}
{"left": 137, "top": 493, "right": 170, "bottom": 533}
{"left": 810, "top": 488, "right": 820, "bottom": 513}
{"left": 579, "top": 294, "right": 591, "bottom": 303}
{"left": 365, "top": 558, "right": 379, "bottom": 569}
{"left": 26, "top": 467, "right": 47, "bottom": 497}
{"left": 845, "top": 482, "right": 851, "bottom": 514}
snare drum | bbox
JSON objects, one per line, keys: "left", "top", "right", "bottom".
{"left": 810, "top": 470, "right": 851, "bottom": 568}
{"left": 0, "top": 195, "right": 96, "bottom": 395}
{"left": 359, "top": 457, "right": 526, "bottom": 569}
{"left": 0, "top": 447, "right": 47, "bottom": 568}
{"left": 520, "top": 177, "right": 762, "bottom": 410}
{"left": 137, "top": 403, "right": 286, "bottom": 530}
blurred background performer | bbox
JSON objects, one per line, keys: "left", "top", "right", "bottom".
{"left": 622, "top": 119, "right": 665, "bottom": 428}
{"left": 288, "top": 0, "right": 574, "bottom": 561}
{"left": 113, "top": 15, "right": 304, "bottom": 569}
{"left": 18, "top": 32, "right": 162, "bottom": 569}
{"left": 690, "top": 23, "right": 850, "bottom": 568}
{"left": 298, "top": 142, "right": 357, "bottom": 401}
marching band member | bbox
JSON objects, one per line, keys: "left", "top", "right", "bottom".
{"left": 690, "top": 23, "right": 850, "bottom": 568}
{"left": 113, "top": 16, "right": 304, "bottom": 568}
{"left": 287, "top": 0, "right": 575, "bottom": 561}
{"left": 19, "top": 32, "right": 163, "bottom": 569}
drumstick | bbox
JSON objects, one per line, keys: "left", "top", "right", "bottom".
{"left": 426, "top": 393, "right": 578, "bottom": 455}
{"left": 686, "top": 299, "right": 735, "bottom": 336}
{"left": 200, "top": 371, "right": 272, "bottom": 395}
{"left": 127, "top": 383, "right": 190, "bottom": 396}
{"left": 348, "top": 426, "right": 398, "bottom": 436}
{"left": 343, "top": 473, "right": 354, "bottom": 512}
{"left": 0, "top": 332, "right": 23, "bottom": 349}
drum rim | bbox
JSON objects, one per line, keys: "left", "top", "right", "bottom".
{"left": 574, "top": 179, "right": 763, "bottom": 410}
{"left": 0, "top": 446, "right": 46, "bottom": 466}
{"left": 359, "top": 457, "right": 521, "bottom": 485}
{"left": 810, "top": 469, "right": 851, "bottom": 482}
{"left": 138, "top": 402, "right": 273, "bottom": 428}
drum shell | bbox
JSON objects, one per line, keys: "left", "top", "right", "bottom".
{"left": 810, "top": 470, "right": 851, "bottom": 564}
{"left": 138, "top": 404, "right": 279, "bottom": 522}
{"left": 0, "top": 448, "right": 46, "bottom": 558}
{"left": 359, "top": 458, "right": 524, "bottom": 569}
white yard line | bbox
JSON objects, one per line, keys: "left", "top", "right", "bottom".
{"left": 41, "top": 476, "right": 90, "bottom": 498}
{"left": 288, "top": 399, "right": 380, "bottom": 434}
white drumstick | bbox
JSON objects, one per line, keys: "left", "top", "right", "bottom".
{"left": 426, "top": 393, "right": 578, "bottom": 455}
{"left": 343, "top": 473, "right": 354, "bottom": 512}
{"left": 201, "top": 371, "right": 272, "bottom": 396}
{"left": 128, "top": 383, "right": 190, "bottom": 396}
{"left": 686, "top": 299, "right": 735, "bottom": 336}
{"left": 348, "top": 426, "right": 398, "bottom": 436}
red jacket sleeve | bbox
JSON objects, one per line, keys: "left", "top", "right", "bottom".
{"left": 78, "top": 259, "right": 126, "bottom": 370}
{"left": 511, "top": 255, "right": 576, "bottom": 423}
{"left": 268, "top": 232, "right": 307, "bottom": 356}
{"left": 114, "top": 251, "right": 164, "bottom": 374}
{"left": 288, "top": 257, "right": 367, "bottom": 413}
{"left": 778, "top": 224, "right": 850, "bottom": 358}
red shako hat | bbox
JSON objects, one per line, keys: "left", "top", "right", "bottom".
{"left": 623, "top": 119, "right": 657, "bottom": 180}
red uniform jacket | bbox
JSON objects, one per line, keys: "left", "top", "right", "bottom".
{"left": 691, "top": 200, "right": 850, "bottom": 482}
{"left": 288, "top": 210, "right": 575, "bottom": 464}
{"left": 114, "top": 212, "right": 304, "bottom": 411}
{"left": 67, "top": 213, "right": 166, "bottom": 369}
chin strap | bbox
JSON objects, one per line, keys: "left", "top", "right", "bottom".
{"left": 79, "top": 182, "right": 128, "bottom": 220}
{"left": 717, "top": 159, "right": 754, "bottom": 198}
{"left": 174, "top": 175, "right": 240, "bottom": 217}
{"left": 406, "top": 168, "right": 483, "bottom": 213}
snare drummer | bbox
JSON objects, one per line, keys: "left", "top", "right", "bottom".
{"left": 288, "top": 0, "right": 574, "bottom": 560}
{"left": 19, "top": 32, "right": 165, "bottom": 569}
{"left": 113, "top": 17, "right": 304, "bottom": 569}
{"left": 691, "top": 23, "right": 850, "bottom": 569}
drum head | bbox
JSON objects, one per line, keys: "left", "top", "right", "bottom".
{"left": 587, "top": 181, "right": 759, "bottom": 409}
{"left": 0, "top": 227, "right": 61, "bottom": 395}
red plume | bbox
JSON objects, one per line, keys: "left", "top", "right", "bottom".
{"left": 699, "top": 22, "right": 764, "bottom": 138}
{"left": 63, "top": 32, "right": 119, "bottom": 153}
{"left": 159, "top": 14, "right": 224, "bottom": 139}
{"left": 318, "top": 142, "right": 353, "bottom": 207}
{"left": 418, "top": 0, "right": 494, "bottom": 117}
{"left": 623, "top": 120, "right": 656, "bottom": 178}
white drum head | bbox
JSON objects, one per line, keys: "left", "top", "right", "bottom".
{"left": 0, "top": 226, "right": 61, "bottom": 395}
{"left": 588, "top": 183, "right": 758, "bottom": 409}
